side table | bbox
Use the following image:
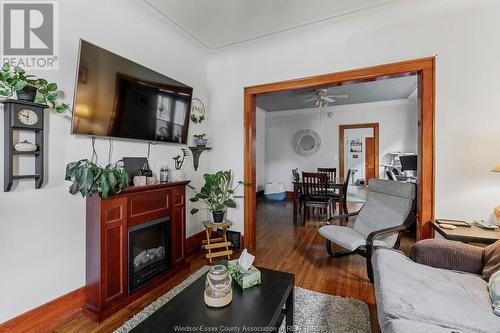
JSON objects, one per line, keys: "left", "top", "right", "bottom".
{"left": 202, "top": 220, "right": 233, "bottom": 263}
{"left": 431, "top": 220, "right": 500, "bottom": 245}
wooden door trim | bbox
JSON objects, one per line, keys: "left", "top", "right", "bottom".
{"left": 244, "top": 57, "right": 435, "bottom": 251}
{"left": 339, "top": 123, "right": 379, "bottom": 180}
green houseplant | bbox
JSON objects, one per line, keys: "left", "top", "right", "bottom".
{"left": 0, "top": 63, "right": 69, "bottom": 113}
{"left": 188, "top": 170, "right": 249, "bottom": 223}
{"left": 65, "top": 159, "right": 129, "bottom": 199}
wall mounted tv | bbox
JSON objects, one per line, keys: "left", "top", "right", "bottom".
{"left": 71, "top": 40, "right": 193, "bottom": 144}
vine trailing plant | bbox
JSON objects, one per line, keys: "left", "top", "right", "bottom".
{"left": 65, "top": 159, "right": 129, "bottom": 199}
{"left": 0, "top": 63, "right": 69, "bottom": 113}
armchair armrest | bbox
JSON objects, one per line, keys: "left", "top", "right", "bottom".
{"left": 409, "top": 239, "right": 484, "bottom": 274}
{"left": 366, "top": 223, "right": 410, "bottom": 257}
{"left": 327, "top": 211, "right": 359, "bottom": 223}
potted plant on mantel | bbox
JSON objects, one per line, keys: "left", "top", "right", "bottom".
{"left": 188, "top": 170, "right": 250, "bottom": 223}
{"left": 65, "top": 159, "right": 129, "bottom": 199}
{"left": 0, "top": 63, "right": 69, "bottom": 113}
{"left": 171, "top": 148, "right": 188, "bottom": 181}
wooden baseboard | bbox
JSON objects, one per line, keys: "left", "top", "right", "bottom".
{"left": 0, "top": 234, "right": 206, "bottom": 332}
{"left": 0, "top": 287, "right": 85, "bottom": 333}
{"left": 185, "top": 230, "right": 205, "bottom": 256}
{"left": 285, "top": 191, "right": 295, "bottom": 200}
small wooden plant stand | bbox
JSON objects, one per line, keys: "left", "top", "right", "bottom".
{"left": 202, "top": 220, "right": 233, "bottom": 263}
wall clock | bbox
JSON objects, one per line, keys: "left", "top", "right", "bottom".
{"left": 3, "top": 99, "right": 46, "bottom": 191}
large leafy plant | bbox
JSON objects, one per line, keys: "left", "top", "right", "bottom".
{"left": 65, "top": 159, "right": 129, "bottom": 199}
{"left": 188, "top": 170, "right": 248, "bottom": 215}
{"left": 0, "top": 63, "right": 69, "bottom": 113}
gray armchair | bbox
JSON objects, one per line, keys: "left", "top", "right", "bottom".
{"left": 318, "top": 179, "right": 415, "bottom": 281}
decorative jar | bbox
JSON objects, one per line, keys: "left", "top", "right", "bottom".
{"left": 204, "top": 265, "right": 233, "bottom": 308}
{"left": 159, "top": 167, "right": 169, "bottom": 183}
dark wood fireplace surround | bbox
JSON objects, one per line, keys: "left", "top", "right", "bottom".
{"left": 84, "top": 181, "right": 189, "bottom": 322}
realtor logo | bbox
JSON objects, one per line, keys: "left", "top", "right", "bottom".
{"left": 1, "top": 1, "right": 59, "bottom": 69}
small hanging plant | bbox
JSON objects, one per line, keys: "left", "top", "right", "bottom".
{"left": 0, "top": 63, "right": 69, "bottom": 113}
{"left": 65, "top": 159, "right": 129, "bottom": 199}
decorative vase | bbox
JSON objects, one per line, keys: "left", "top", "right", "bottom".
{"left": 204, "top": 265, "right": 232, "bottom": 308}
{"left": 170, "top": 169, "right": 184, "bottom": 182}
{"left": 16, "top": 86, "right": 37, "bottom": 102}
{"left": 212, "top": 211, "right": 224, "bottom": 223}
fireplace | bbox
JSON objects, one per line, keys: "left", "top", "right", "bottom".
{"left": 128, "top": 217, "right": 171, "bottom": 292}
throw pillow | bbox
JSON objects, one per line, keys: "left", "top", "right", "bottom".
{"left": 483, "top": 240, "right": 500, "bottom": 280}
{"left": 489, "top": 270, "right": 500, "bottom": 316}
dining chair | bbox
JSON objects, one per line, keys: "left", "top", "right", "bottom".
{"left": 292, "top": 168, "right": 303, "bottom": 213}
{"left": 301, "top": 172, "right": 333, "bottom": 225}
{"left": 317, "top": 167, "right": 337, "bottom": 182}
{"left": 330, "top": 169, "right": 352, "bottom": 217}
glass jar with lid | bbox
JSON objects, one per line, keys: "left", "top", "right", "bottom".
{"left": 159, "top": 166, "right": 169, "bottom": 183}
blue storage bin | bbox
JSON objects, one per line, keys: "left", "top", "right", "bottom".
{"left": 264, "top": 183, "right": 286, "bottom": 201}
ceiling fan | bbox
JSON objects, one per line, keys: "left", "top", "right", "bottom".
{"left": 303, "top": 89, "right": 348, "bottom": 108}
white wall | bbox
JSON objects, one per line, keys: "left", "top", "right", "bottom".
{"left": 207, "top": 0, "right": 500, "bottom": 234}
{"left": 263, "top": 99, "right": 417, "bottom": 191}
{"left": 255, "top": 107, "right": 267, "bottom": 192}
{"left": 0, "top": 0, "right": 210, "bottom": 322}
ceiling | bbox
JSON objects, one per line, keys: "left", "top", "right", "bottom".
{"left": 256, "top": 75, "right": 418, "bottom": 112}
{"left": 143, "top": 0, "right": 401, "bottom": 50}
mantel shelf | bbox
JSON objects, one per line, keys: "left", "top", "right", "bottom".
{"left": 188, "top": 146, "right": 212, "bottom": 171}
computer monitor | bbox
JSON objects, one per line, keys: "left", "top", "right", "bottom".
{"left": 400, "top": 155, "right": 417, "bottom": 171}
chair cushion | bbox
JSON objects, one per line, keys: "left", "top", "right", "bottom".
{"left": 483, "top": 240, "right": 500, "bottom": 280}
{"left": 373, "top": 249, "right": 500, "bottom": 333}
{"left": 353, "top": 180, "right": 415, "bottom": 247}
{"left": 319, "top": 225, "right": 390, "bottom": 251}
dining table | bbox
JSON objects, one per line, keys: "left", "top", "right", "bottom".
{"left": 292, "top": 177, "right": 345, "bottom": 224}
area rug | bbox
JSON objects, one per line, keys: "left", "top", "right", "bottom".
{"left": 114, "top": 266, "right": 371, "bottom": 333}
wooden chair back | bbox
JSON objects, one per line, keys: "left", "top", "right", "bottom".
{"left": 343, "top": 169, "right": 352, "bottom": 196}
{"left": 317, "top": 167, "right": 337, "bottom": 182}
{"left": 302, "top": 172, "right": 328, "bottom": 199}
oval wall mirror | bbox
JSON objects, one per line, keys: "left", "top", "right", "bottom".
{"left": 294, "top": 129, "right": 321, "bottom": 156}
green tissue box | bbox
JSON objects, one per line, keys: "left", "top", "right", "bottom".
{"left": 228, "top": 259, "right": 261, "bottom": 289}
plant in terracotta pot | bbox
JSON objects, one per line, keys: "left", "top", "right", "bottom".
{"left": 188, "top": 170, "right": 250, "bottom": 223}
{"left": 0, "top": 63, "right": 69, "bottom": 113}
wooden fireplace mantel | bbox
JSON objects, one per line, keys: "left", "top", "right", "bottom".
{"left": 84, "top": 181, "right": 189, "bottom": 322}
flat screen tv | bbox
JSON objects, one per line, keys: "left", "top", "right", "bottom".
{"left": 71, "top": 40, "right": 193, "bottom": 144}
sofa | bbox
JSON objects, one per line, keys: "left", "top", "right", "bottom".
{"left": 372, "top": 239, "right": 500, "bottom": 333}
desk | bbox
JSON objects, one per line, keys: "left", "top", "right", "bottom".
{"left": 431, "top": 220, "right": 500, "bottom": 245}
{"left": 292, "top": 178, "right": 344, "bottom": 224}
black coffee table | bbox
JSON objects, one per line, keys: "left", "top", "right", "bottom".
{"left": 130, "top": 264, "right": 295, "bottom": 332}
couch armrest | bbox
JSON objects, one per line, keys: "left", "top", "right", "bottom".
{"left": 409, "top": 239, "right": 484, "bottom": 274}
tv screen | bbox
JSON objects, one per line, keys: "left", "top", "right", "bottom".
{"left": 72, "top": 40, "right": 193, "bottom": 144}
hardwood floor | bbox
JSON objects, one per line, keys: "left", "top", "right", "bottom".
{"left": 254, "top": 198, "right": 413, "bottom": 333}
{"left": 56, "top": 198, "right": 414, "bottom": 332}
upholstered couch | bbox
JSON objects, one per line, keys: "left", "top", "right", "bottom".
{"left": 372, "top": 239, "right": 500, "bottom": 333}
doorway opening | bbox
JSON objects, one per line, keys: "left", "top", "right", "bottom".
{"left": 339, "top": 123, "right": 379, "bottom": 184}
{"left": 244, "top": 57, "right": 435, "bottom": 251}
